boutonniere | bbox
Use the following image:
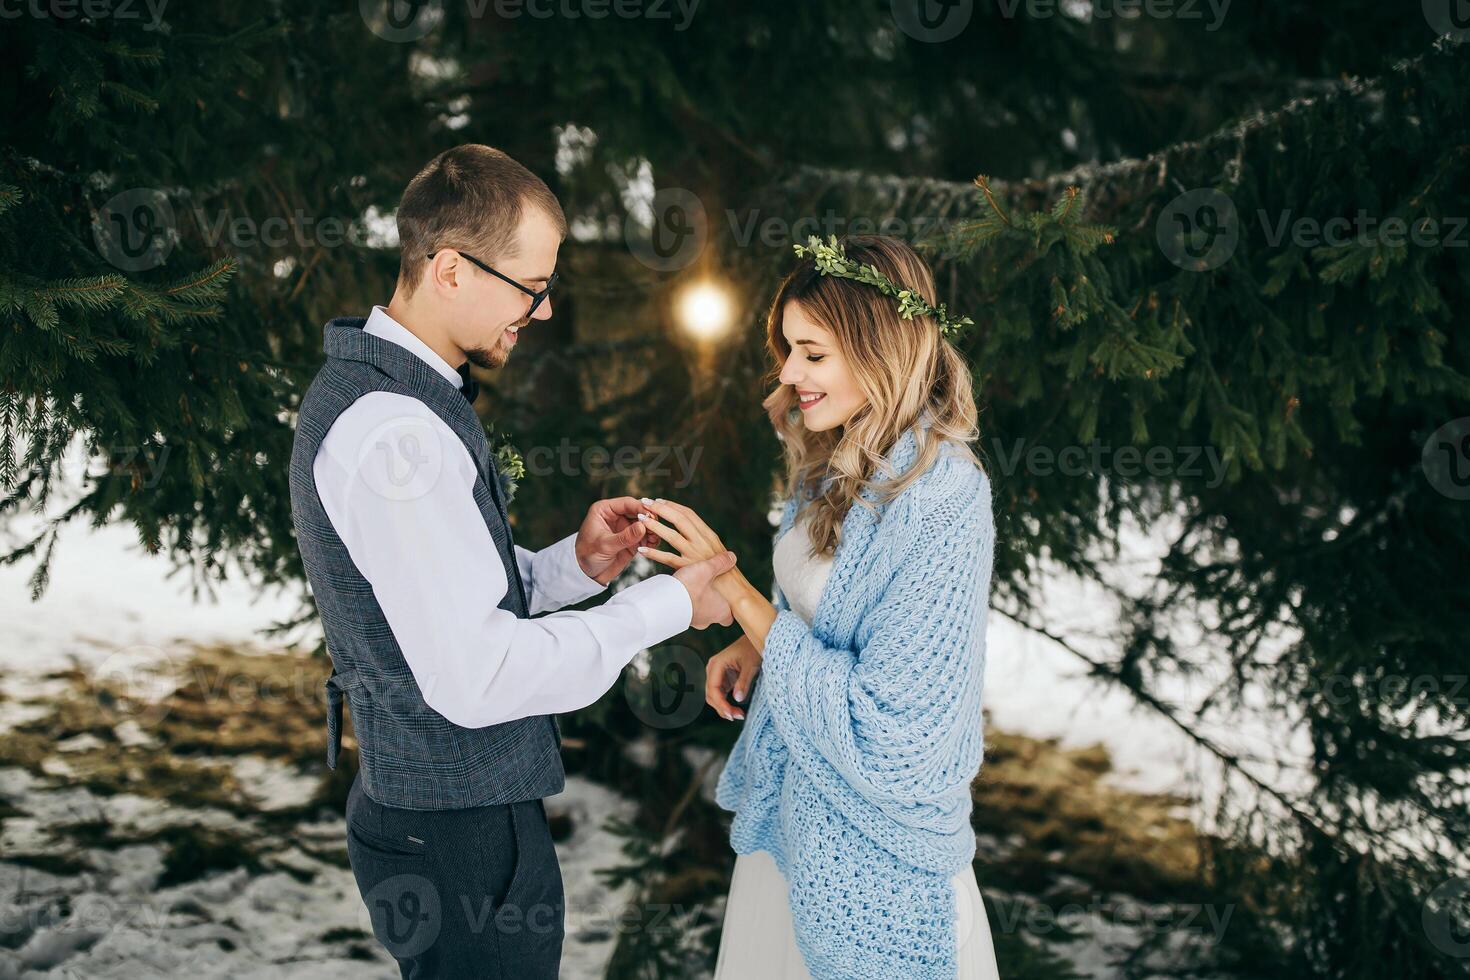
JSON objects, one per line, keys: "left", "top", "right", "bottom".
{"left": 492, "top": 437, "right": 525, "bottom": 505}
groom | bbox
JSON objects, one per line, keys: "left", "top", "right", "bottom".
{"left": 287, "top": 144, "right": 736, "bottom": 978}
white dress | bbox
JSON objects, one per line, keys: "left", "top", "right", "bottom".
{"left": 713, "top": 513, "right": 1002, "bottom": 979}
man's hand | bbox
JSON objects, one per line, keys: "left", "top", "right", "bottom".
{"left": 674, "top": 552, "right": 738, "bottom": 629}
{"left": 575, "top": 497, "right": 657, "bottom": 586}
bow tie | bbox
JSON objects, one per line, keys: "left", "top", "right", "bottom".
{"left": 457, "top": 362, "right": 480, "bottom": 405}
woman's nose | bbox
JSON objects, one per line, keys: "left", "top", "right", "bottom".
{"left": 778, "top": 355, "right": 801, "bottom": 386}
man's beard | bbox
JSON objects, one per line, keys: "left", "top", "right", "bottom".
{"left": 467, "top": 342, "right": 509, "bottom": 371}
{"left": 466, "top": 316, "right": 530, "bottom": 370}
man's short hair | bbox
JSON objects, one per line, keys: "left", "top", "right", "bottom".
{"left": 395, "top": 144, "right": 567, "bottom": 296}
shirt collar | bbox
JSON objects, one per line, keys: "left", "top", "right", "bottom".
{"left": 363, "top": 306, "right": 464, "bottom": 388}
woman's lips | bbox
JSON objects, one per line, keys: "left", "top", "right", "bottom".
{"left": 797, "top": 393, "right": 826, "bottom": 411}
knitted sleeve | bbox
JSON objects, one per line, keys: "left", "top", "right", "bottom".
{"left": 759, "top": 463, "right": 994, "bottom": 815}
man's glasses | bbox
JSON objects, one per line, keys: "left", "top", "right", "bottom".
{"left": 427, "top": 250, "right": 558, "bottom": 317}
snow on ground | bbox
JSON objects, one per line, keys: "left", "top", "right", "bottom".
{"left": 0, "top": 764, "right": 633, "bottom": 979}
{"left": 0, "top": 498, "right": 1315, "bottom": 978}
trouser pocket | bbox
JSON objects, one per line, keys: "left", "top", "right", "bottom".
{"left": 487, "top": 798, "right": 564, "bottom": 980}
{"left": 344, "top": 776, "right": 563, "bottom": 979}
{"left": 345, "top": 777, "right": 443, "bottom": 971}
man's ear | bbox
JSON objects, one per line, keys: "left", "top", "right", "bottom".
{"left": 428, "top": 252, "right": 464, "bottom": 299}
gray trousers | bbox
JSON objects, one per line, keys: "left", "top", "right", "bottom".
{"left": 346, "top": 772, "right": 565, "bottom": 978}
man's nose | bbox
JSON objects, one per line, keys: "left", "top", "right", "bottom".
{"left": 532, "top": 295, "right": 553, "bottom": 320}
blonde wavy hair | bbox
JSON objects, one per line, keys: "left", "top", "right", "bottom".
{"left": 762, "top": 234, "right": 982, "bottom": 558}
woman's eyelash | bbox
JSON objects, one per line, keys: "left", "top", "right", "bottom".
{"left": 806, "top": 354, "right": 825, "bottom": 363}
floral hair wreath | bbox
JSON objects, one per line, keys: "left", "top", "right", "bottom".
{"left": 791, "top": 235, "right": 975, "bottom": 339}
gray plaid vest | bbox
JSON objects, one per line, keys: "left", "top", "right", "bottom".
{"left": 288, "top": 316, "right": 564, "bottom": 809}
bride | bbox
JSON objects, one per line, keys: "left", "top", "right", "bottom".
{"left": 634, "top": 234, "right": 1001, "bottom": 979}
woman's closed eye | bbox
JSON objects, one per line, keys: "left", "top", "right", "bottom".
{"left": 806, "top": 354, "right": 826, "bottom": 363}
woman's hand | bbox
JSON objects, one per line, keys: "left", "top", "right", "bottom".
{"left": 636, "top": 496, "right": 780, "bottom": 654}
{"left": 707, "top": 636, "right": 761, "bottom": 721}
{"left": 633, "top": 497, "right": 727, "bottom": 567}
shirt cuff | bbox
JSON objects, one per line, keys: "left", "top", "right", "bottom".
{"left": 606, "top": 574, "right": 693, "bottom": 650}
{"left": 531, "top": 533, "right": 607, "bottom": 611}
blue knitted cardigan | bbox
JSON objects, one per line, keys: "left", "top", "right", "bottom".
{"left": 715, "top": 426, "right": 995, "bottom": 980}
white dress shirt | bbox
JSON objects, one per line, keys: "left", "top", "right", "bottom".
{"left": 312, "top": 306, "right": 693, "bottom": 729}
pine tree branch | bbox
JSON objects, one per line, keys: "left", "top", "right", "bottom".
{"left": 162, "top": 259, "right": 236, "bottom": 298}
{"left": 778, "top": 37, "right": 1463, "bottom": 224}
{"left": 994, "top": 604, "right": 1353, "bottom": 854}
